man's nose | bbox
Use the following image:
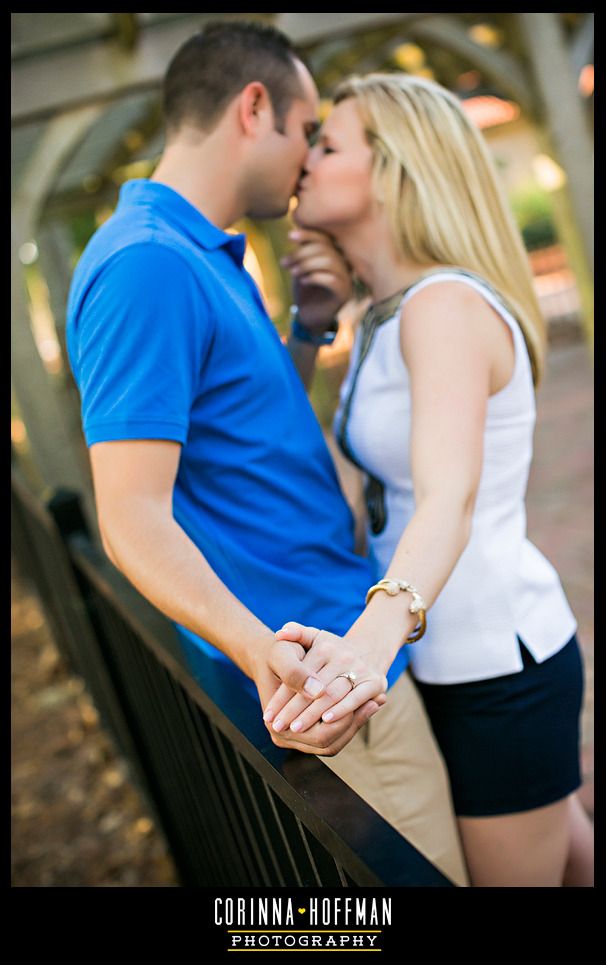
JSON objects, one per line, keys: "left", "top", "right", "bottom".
{"left": 302, "top": 145, "right": 317, "bottom": 171}
{"left": 297, "top": 152, "right": 312, "bottom": 181}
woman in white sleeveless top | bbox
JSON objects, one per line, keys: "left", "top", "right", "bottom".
{"left": 267, "top": 73, "right": 593, "bottom": 886}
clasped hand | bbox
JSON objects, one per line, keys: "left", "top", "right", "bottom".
{"left": 261, "top": 623, "right": 388, "bottom": 756}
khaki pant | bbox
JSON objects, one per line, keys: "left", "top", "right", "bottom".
{"left": 320, "top": 669, "right": 469, "bottom": 887}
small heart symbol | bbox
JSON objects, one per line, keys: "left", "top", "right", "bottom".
{"left": 298, "top": 908, "right": 306, "bottom": 914}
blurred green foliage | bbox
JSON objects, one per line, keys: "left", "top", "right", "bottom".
{"left": 67, "top": 209, "right": 99, "bottom": 265}
{"left": 509, "top": 182, "right": 558, "bottom": 250}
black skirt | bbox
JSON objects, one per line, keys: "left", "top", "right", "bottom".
{"left": 413, "top": 634, "right": 584, "bottom": 817}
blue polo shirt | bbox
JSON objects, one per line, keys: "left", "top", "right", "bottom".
{"left": 66, "top": 179, "right": 409, "bottom": 696}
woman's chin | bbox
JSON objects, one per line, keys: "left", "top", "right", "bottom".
{"left": 292, "top": 208, "right": 310, "bottom": 229}
{"left": 292, "top": 200, "right": 321, "bottom": 231}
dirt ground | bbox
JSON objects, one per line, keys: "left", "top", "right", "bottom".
{"left": 11, "top": 556, "right": 179, "bottom": 887}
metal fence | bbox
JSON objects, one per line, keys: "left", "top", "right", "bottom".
{"left": 11, "top": 469, "right": 455, "bottom": 887}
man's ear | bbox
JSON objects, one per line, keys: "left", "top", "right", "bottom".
{"left": 238, "top": 81, "right": 274, "bottom": 137}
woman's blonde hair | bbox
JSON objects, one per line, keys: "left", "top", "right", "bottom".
{"left": 334, "top": 73, "right": 546, "bottom": 387}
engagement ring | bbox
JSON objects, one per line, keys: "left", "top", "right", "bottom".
{"left": 335, "top": 671, "right": 358, "bottom": 690}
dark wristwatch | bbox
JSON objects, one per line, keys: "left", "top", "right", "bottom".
{"left": 289, "top": 307, "right": 339, "bottom": 346}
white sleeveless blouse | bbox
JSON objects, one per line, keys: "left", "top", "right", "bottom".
{"left": 334, "top": 271, "right": 577, "bottom": 684}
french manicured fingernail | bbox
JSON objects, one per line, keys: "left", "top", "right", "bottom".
{"left": 322, "top": 711, "right": 334, "bottom": 722}
{"left": 304, "top": 677, "right": 323, "bottom": 697}
{"left": 263, "top": 710, "right": 274, "bottom": 722}
{"left": 290, "top": 721, "right": 302, "bottom": 732}
{"left": 289, "top": 230, "right": 302, "bottom": 240}
{"left": 272, "top": 718, "right": 284, "bottom": 732}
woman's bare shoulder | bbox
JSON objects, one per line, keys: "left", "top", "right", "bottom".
{"left": 399, "top": 278, "right": 514, "bottom": 392}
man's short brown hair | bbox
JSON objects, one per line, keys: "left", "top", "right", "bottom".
{"left": 163, "top": 21, "right": 305, "bottom": 138}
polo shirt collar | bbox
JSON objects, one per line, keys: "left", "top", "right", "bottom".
{"left": 119, "top": 179, "right": 247, "bottom": 264}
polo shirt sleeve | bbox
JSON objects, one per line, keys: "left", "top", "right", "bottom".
{"left": 74, "top": 243, "right": 213, "bottom": 446}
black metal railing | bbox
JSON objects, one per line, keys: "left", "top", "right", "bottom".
{"left": 11, "top": 469, "right": 455, "bottom": 888}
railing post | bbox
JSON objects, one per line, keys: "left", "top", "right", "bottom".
{"left": 46, "top": 487, "right": 91, "bottom": 541}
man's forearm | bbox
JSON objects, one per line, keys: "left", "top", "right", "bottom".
{"left": 99, "top": 496, "right": 274, "bottom": 680}
{"left": 286, "top": 336, "right": 320, "bottom": 390}
{"left": 99, "top": 497, "right": 377, "bottom": 753}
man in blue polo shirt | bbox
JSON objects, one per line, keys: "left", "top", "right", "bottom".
{"left": 66, "top": 21, "right": 467, "bottom": 884}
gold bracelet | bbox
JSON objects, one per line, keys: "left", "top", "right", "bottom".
{"left": 365, "top": 578, "right": 427, "bottom": 644}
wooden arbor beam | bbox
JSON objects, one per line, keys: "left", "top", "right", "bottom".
{"left": 12, "top": 13, "right": 446, "bottom": 126}
{"left": 405, "top": 14, "right": 535, "bottom": 114}
{"left": 12, "top": 105, "right": 104, "bottom": 500}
